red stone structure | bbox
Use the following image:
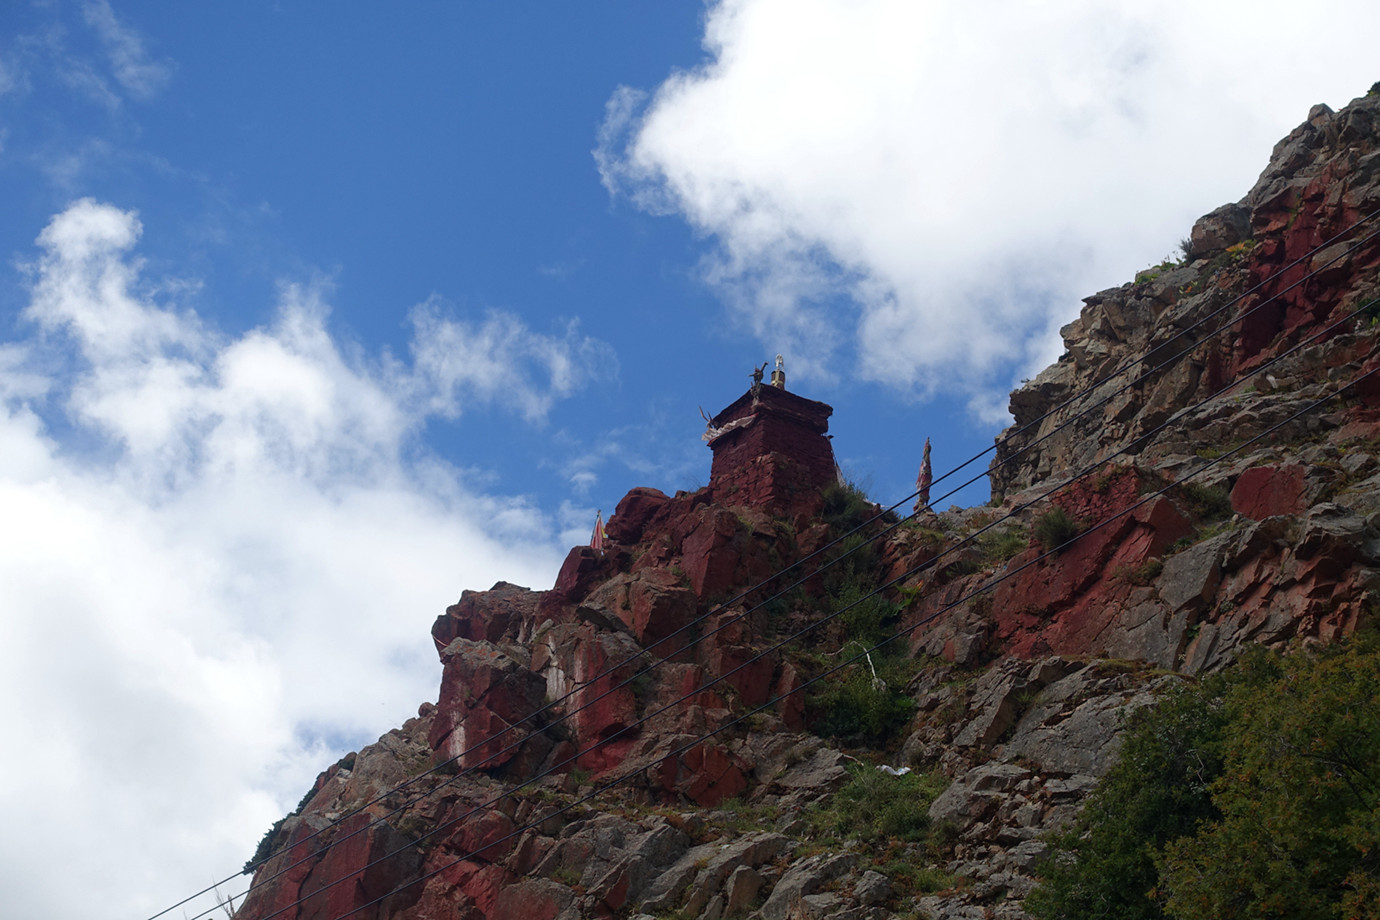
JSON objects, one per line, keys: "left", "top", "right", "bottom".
{"left": 706, "top": 380, "right": 836, "bottom": 509}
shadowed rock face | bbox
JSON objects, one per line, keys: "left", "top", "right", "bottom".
{"left": 239, "top": 89, "right": 1380, "bottom": 920}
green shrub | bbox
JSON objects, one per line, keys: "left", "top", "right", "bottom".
{"left": 1025, "top": 674, "right": 1232, "bottom": 920}
{"left": 821, "top": 533, "right": 880, "bottom": 599}
{"left": 808, "top": 763, "right": 948, "bottom": 843}
{"left": 821, "top": 479, "right": 876, "bottom": 532}
{"left": 1028, "top": 636, "right": 1380, "bottom": 920}
{"left": 243, "top": 779, "right": 323, "bottom": 873}
{"left": 807, "top": 667, "right": 915, "bottom": 748}
{"left": 1157, "top": 637, "right": 1380, "bottom": 919}
{"left": 1032, "top": 506, "right": 1080, "bottom": 553}
{"left": 1113, "top": 557, "right": 1163, "bottom": 586}
{"left": 835, "top": 583, "right": 901, "bottom": 646}
{"left": 1178, "top": 481, "right": 1232, "bottom": 521}
{"left": 977, "top": 526, "right": 1028, "bottom": 563}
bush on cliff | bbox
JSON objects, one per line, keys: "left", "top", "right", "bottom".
{"left": 821, "top": 478, "right": 877, "bottom": 532}
{"left": 1027, "top": 635, "right": 1380, "bottom": 920}
{"left": 808, "top": 762, "right": 947, "bottom": 843}
{"left": 807, "top": 659, "right": 915, "bottom": 748}
{"left": 1032, "top": 505, "right": 1080, "bottom": 553}
{"left": 1025, "top": 671, "right": 1234, "bottom": 920}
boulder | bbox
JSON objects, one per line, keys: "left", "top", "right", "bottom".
{"left": 606, "top": 487, "right": 671, "bottom": 544}
{"left": 1187, "top": 203, "right": 1251, "bottom": 257}
{"left": 760, "top": 852, "right": 859, "bottom": 920}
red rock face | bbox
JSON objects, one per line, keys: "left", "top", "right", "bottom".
{"left": 605, "top": 486, "right": 671, "bottom": 543}
{"left": 989, "top": 493, "right": 1193, "bottom": 659}
{"left": 239, "top": 95, "right": 1380, "bottom": 920}
{"left": 489, "top": 879, "right": 573, "bottom": 920}
{"left": 657, "top": 741, "right": 750, "bottom": 806}
{"left": 429, "top": 639, "right": 547, "bottom": 771}
{"left": 1231, "top": 464, "right": 1309, "bottom": 519}
{"left": 432, "top": 583, "right": 543, "bottom": 648}
{"left": 236, "top": 813, "right": 424, "bottom": 920}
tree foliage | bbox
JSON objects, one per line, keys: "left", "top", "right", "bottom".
{"left": 1025, "top": 670, "right": 1237, "bottom": 920}
{"left": 1028, "top": 636, "right": 1380, "bottom": 920}
{"left": 1157, "top": 637, "right": 1380, "bottom": 919}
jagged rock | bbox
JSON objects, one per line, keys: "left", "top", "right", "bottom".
{"left": 638, "top": 831, "right": 789, "bottom": 915}
{"left": 1296, "top": 502, "right": 1369, "bottom": 561}
{"left": 656, "top": 741, "right": 751, "bottom": 806}
{"left": 1004, "top": 681, "right": 1157, "bottom": 776}
{"left": 1188, "top": 202, "right": 1251, "bottom": 257}
{"left": 855, "top": 869, "right": 892, "bottom": 906}
{"left": 760, "top": 741, "right": 850, "bottom": 804}
{"left": 606, "top": 486, "right": 671, "bottom": 544}
{"left": 550, "top": 546, "right": 609, "bottom": 606}
{"left": 916, "top": 896, "right": 991, "bottom": 920}
{"left": 760, "top": 852, "right": 860, "bottom": 920}
{"left": 433, "top": 582, "right": 543, "bottom": 648}
{"left": 430, "top": 639, "right": 547, "bottom": 771}
{"left": 950, "top": 657, "right": 1079, "bottom": 749}
{"left": 587, "top": 568, "right": 699, "bottom": 649}
{"left": 490, "top": 878, "right": 575, "bottom": 920}
{"left": 929, "top": 763, "right": 1032, "bottom": 825}
{"left": 723, "top": 864, "right": 765, "bottom": 916}
{"left": 1157, "top": 532, "right": 1229, "bottom": 612}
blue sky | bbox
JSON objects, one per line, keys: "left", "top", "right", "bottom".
{"left": 2, "top": 2, "right": 1379, "bottom": 917}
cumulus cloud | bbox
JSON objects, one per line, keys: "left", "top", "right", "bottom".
{"left": 0, "top": 200, "right": 608, "bottom": 919}
{"left": 598, "top": 0, "right": 1380, "bottom": 419}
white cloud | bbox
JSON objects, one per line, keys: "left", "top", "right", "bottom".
{"left": 82, "top": 0, "right": 172, "bottom": 99}
{"left": 599, "top": 0, "right": 1380, "bottom": 415}
{"left": 411, "top": 298, "right": 618, "bottom": 424}
{"left": 0, "top": 200, "right": 608, "bottom": 919}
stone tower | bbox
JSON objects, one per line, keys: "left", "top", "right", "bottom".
{"left": 706, "top": 375, "right": 836, "bottom": 510}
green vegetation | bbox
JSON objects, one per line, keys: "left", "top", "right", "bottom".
{"left": 977, "top": 525, "right": 1028, "bottom": 564}
{"left": 806, "top": 582, "right": 917, "bottom": 750}
{"left": 821, "top": 533, "right": 880, "bottom": 599}
{"left": 1205, "top": 238, "right": 1257, "bottom": 275}
{"left": 1113, "top": 557, "right": 1163, "bottom": 586}
{"left": 808, "top": 763, "right": 948, "bottom": 843}
{"left": 1135, "top": 259, "right": 1179, "bottom": 285}
{"left": 805, "top": 523, "right": 918, "bottom": 748}
{"left": 243, "top": 777, "right": 326, "bottom": 873}
{"left": 550, "top": 865, "right": 583, "bottom": 887}
{"left": 1033, "top": 506, "right": 1080, "bottom": 553}
{"left": 1178, "top": 480, "right": 1232, "bottom": 521}
{"left": 1027, "top": 635, "right": 1380, "bottom": 920}
{"left": 821, "top": 478, "right": 878, "bottom": 533}
{"left": 832, "top": 582, "right": 900, "bottom": 646}
{"left": 801, "top": 764, "right": 958, "bottom": 904}
{"left": 807, "top": 660, "right": 917, "bottom": 747}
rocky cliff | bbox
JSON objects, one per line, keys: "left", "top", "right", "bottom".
{"left": 235, "top": 87, "right": 1380, "bottom": 920}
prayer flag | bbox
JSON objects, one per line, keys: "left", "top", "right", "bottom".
{"left": 591, "top": 510, "right": 606, "bottom": 553}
